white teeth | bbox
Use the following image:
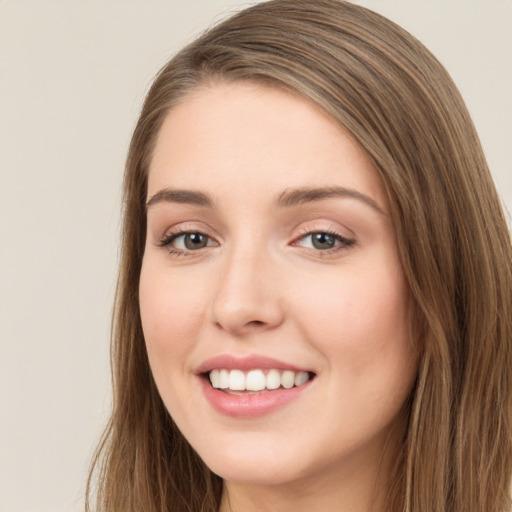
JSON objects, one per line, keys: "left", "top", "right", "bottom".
{"left": 210, "top": 369, "right": 220, "bottom": 388}
{"left": 229, "top": 369, "right": 246, "bottom": 390}
{"left": 219, "top": 369, "right": 229, "bottom": 388}
{"left": 266, "top": 369, "right": 281, "bottom": 390}
{"left": 208, "top": 368, "right": 312, "bottom": 392}
{"left": 281, "top": 370, "right": 295, "bottom": 389}
{"left": 246, "top": 369, "right": 266, "bottom": 391}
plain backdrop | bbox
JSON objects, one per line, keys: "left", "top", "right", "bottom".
{"left": 1, "top": 1, "right": 511, "bottom": 511}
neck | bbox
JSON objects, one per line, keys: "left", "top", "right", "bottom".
{"left": 219, "top": 475, "right": 387, "bottom": 512}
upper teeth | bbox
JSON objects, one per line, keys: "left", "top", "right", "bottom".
{"left": 209, "top": 368, "right": 310, "bottom": 391}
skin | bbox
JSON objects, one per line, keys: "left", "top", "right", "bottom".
{"left": 139, "top": 81, "right": 418, "bottom": 512}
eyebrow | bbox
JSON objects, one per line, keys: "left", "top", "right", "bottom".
{"left": 145, "top": 185, "right": 384, "bottom": 214}
{"left": 146, "top": 188, "right": 213, "bottom": 210}
{"left": 276, "top": 186, "right": 385, "bottom": 214}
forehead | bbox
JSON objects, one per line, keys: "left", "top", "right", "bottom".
{"left": 148, "top": 81, "right": 385, "bottom": 206}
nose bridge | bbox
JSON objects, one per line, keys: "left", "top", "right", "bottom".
{"left": 211, "top": 236, "right": 282, "bottom": 334}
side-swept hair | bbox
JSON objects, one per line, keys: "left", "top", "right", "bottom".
{"left": 87, "top": 1, "right": 512, "bottom": 510}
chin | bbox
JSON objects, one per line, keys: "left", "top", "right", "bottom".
{"left": 195, "top": 437, "right": 307, "bottom": 486}
{"left": 208, "top": 457, "right": 301, "bottom": 486}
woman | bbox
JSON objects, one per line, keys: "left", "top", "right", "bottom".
{"left": 87, "top": 1, "right": 512, "bottom": 511}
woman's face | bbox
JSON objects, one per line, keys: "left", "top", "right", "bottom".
{"left": 140, "top": 82, "right": 417, "bottom": 488}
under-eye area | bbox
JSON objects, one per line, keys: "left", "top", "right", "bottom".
{"left": 206, "top": 369, "right": 317, "bottom": 394}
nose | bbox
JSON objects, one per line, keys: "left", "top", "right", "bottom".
{"left": 210, "top": 246, "right": 284, "bottom": 336}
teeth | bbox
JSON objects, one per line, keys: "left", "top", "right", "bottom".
{"left": 208, "top": 368, "right": 311, "bottom": 392}
{"left": 266, "top": 369, "right": 281, "bottom": 390}
{"left": 246, "top": 369, "right": 266, "bottom": 391}
{"left": 219, "top": 369, "right": 229, "bottom": 388}
{"left": 210, "top": 369, "right": 220, "bottom": 388}
{"left": 229, "top": 369, "right": 245, "bottom": 390}
{"left": 294, "top": 371, "right": 309, "bottom": 386}
{"left": 281, "top": 370, "right": 295, "bottom": 389}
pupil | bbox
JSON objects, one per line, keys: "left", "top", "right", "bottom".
{"left": 312, "top": 233, "right": 335, "bottom": 250}
{"left": 185, "top": 233, "right": 207, "bottom": 250}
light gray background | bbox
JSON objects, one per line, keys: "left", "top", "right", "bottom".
{"left": 1, "top": 1, "right": 511, "bottom": 511}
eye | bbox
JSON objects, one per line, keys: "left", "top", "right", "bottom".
{"left": 158, "top": 231, "right": 217, "bottom": 252}
{"left": 295, "top": 231, "right": 354, "bottom": 251}
{"left": 177, "top": 232, "right": 211, "bottom": 250}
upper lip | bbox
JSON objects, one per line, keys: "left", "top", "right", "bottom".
{"left": 195, "top": 354, "right": 313, "bottom": 375}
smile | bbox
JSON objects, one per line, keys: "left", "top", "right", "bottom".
{"left": 196, "top": 355, "right": 316, "bottom": 417}
{"left": 209, "top": 368, "right": 311, "bottom": 393}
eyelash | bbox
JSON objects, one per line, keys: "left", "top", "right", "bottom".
{"left": 292, "top": 228, "right": 355, "bottom": 255}
{"left": 156, "top": 228, "right": 355, "bottom": 257}
{"left": 156, "top": 230, "right": 217, "bottom": 256}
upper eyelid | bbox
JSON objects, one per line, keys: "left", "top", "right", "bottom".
{"left": 158, "top": 228, "right": 217, "bottom": 245}
{"left": 158, "top": 222, "right": 216, "bottom": 239}
{"left": 293, "top": 222, "right": 355, "bottom": 240}
{"left": 292, "top": 230, "right": 355, "bottom": 248}
{"left": 151, "top": 214, "right": 357, "bottom": 246}
{"left": 156, "top": 227, "right": 354, "bottom": 252}
{"left": 296, "top": 230, "right": 352, "bottom": 241}
{"left": 155, "top": 219, "right": 354, "bottom": 239}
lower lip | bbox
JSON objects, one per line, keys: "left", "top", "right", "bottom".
{"left": 199, "top": 376, "right": 313, "bottom": 418}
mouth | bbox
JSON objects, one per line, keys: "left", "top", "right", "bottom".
{"left": 196, "top": 354, "right": 316, "bottom": 417}
{"left": 205, "top": 368, "right": 316, "bottom": 395}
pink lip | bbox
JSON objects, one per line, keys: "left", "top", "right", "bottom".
{"left": 198, "top": 377, "right": 313, "bottom": 418}
{"left": 195, "top": 354, "right": 311, "bottom": 374}
{"left": 195, "top": 354, "right": 315, "bottom": 418}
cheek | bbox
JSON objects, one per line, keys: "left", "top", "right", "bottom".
{"left": 292, "top": 262, "right": 413, "bottom": 387}
{"left": 292, "top": 266, "right": 416, "bottom": 444}
{"left": 139, "top": 260, "right": 208, "bottom": 369}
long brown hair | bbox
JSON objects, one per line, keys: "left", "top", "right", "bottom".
{"left": 86, "top": 1, "right": 512, "bottom": 510}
